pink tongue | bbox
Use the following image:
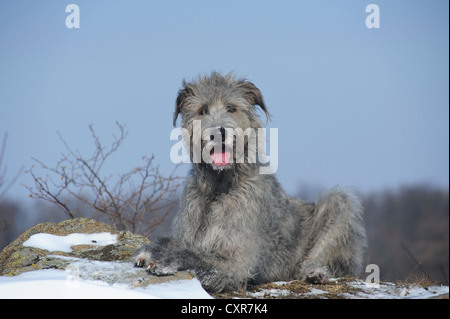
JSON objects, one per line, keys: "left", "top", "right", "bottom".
{"left": 211, "top": 151, "right": 231, "bottom": 166}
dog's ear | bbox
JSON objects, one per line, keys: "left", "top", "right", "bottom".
{"left": 238, "top": 80, "right": 271, "bottom": 121}
{"left": 173, "top": 81, "right": 193, "bottom": 126}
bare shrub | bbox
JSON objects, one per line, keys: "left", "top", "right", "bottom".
{"left": 25, "top": 122, "right": 181, "bottom": 236}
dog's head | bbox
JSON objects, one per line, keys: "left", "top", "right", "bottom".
{"left": 174, "top": 72, "right": 270, "bottom": 171}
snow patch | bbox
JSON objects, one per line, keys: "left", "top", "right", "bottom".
{"left": 308, "top": 288, "right": 328, "bottom": 295}
{"left": 348, "top": 281, "right": 449, "bottom": 299}
{"left": 0, "top": 270, "right": 155, "bottom": 299}
{"left": 135, "top": 278, "right": 211, "bottom": 299}
{"left": 23, "top": 232, "right": 118, "bottom": 252}
{"left": 249, "top": 288, "right": 291, "bottom": 298}
{"left": 0, "top": 267, "right": 212, "bottom": 299}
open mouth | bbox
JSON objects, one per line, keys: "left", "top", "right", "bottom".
{"left": 210, "top": 144, "right": 231, "bottom": 167}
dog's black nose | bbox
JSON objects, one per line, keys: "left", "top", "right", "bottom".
{"left": 210, "top": 127, "right": 227, "bottom": 142}
{"left": 219, "top": 127, "right": 226, "bottom": 141}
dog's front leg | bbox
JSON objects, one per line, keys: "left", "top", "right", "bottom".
{"left": 134, "top": 237, "right": 246, "bottom": 292}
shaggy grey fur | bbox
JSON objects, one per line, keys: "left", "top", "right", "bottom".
{"left": 134, "top": 72, "right": 367, "bottom": 292}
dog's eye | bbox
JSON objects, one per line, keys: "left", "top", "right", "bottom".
{"left": 227, "top": 105, "right": 237, "bottom": 113}
{"left": 199, "top": 105, "right": 209, "bottom": 116}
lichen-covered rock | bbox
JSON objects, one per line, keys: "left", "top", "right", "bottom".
{"left": 1, "top": 218, "right": 128, "bottom": 275}
{"left": 2, "top": 219, "right": 106, "bottom": 267}
{"left": 0, "top": 218, "right": 194, "bottom": 288}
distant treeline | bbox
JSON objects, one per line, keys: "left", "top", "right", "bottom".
{"left": 363, "top": 185, "right": 449, "bottom": 284}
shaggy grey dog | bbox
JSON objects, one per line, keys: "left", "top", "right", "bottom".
{"left": 134, "top": 72, "right": 367, "bottom": 292}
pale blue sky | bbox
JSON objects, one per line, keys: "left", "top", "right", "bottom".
{"left": 0, "top": 0, "right": 448, "bottom": 202}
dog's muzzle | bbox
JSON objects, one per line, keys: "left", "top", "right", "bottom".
{"left": 206, "top": 126, "right": 232, "bottom": 169}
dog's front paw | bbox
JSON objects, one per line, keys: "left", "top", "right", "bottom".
{"left": 304, "top": 267, "right": 330, "bottom": 284}
{"left": 134, "top": 244, "right": 178, "bottom": 276}
{"left": 134, "top": 245, "right": 153, "bottom": 268}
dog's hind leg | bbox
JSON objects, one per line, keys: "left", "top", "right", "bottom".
{"left": 299, "top": 188, "right": 367, "bottom": 284}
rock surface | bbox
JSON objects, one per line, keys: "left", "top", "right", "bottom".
{"left": 212, "top": 278, "right": 449, "bottom": 299}
{"left": 0, "top": 218, "right": 194, "bottom": 288}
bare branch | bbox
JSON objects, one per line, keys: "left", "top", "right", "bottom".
{"left": 25, "top": 167, "right": 74, "bottom": 218}
{"left": 25, "top": 123, "right": 180, "bottom": 236}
